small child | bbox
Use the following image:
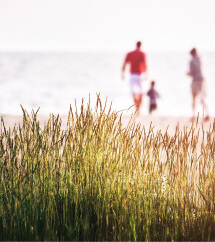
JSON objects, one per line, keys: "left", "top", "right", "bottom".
{"left": 147, "top": 80, "right": 160, "bottom": 114}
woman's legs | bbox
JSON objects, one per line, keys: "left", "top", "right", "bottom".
{"left": 192, "top": 94, "right": 210, "bottom": 121}
{"left": 192, "top": 94, "right": 196, "bottom": 118}
{"left": 200, "top": 97, "right": 210, "bottom": 120}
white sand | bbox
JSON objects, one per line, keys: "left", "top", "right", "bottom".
{"left": 1, "top": 114, "right": 213, "bottom": 154}
{"left": 0, "top": 114, "right": 214, "bottom": 135}
{"left": 123, "top": 114, "right": 214, "bottom": 134}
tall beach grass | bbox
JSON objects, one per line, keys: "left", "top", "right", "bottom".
{"left": 0, "top": 97, "right": 215, "bottom": 241}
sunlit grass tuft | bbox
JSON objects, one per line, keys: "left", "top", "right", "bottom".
{"left": 0, "top": 96, "right": 215, "bottom": 241}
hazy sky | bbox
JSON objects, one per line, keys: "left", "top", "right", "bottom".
{"left": 0, "top": 0, "right": 215, "bottom": 52}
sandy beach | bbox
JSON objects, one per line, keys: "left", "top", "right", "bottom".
{"left": 1, "top": 114, "right": 214, "bottom": 135}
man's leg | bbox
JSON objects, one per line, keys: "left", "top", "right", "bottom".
{"left": 133, "top": 94, "right": 139, "bottom": 114}
{"left": 133, "top": 94, "right": 142, "bottom": 115}
{"left": 137, "top": 94, "right": 143, "bottom": 108}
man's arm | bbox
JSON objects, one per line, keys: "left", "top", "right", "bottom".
{"left": 155, "top": 90, "right": 160, "bottom": 98}
{"left": 187, "top": 61, "right": 193, "bottom": 76}
{"left": 143, "top": 53, "right": 147, "bottom": 72}
{"left": 122, "top": 53, "right": 129, "bottom": 80}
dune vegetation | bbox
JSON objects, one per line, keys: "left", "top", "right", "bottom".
{"left": 0, "top": 97, "right": 215, "bottom": 241}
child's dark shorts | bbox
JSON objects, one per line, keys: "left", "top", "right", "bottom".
{"left": 149, "top": 104, "right": 157, "bottom": 114}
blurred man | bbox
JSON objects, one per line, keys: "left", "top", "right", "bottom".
{"left": 122, "top": 41, "right": 147, "bottom": 115}
{"left": 187, "top": 48, "right": 209, "bottom": 121}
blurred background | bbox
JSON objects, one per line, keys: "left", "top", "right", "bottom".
{"left": 0, "top": 0, "right": 214, "bottom": 116}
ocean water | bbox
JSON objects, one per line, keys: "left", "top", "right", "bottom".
{"left": 0, "top": 51, "right": 214, "bottom": 116}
